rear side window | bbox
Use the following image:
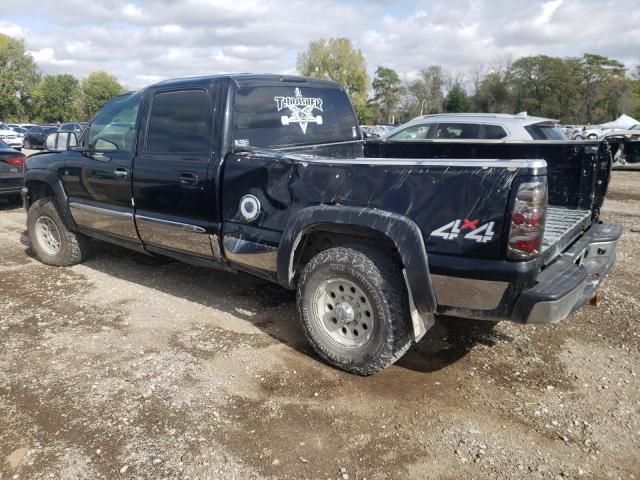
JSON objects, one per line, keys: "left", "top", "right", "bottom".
{"left": 233, "top": 86, "right": 358, "bottom": 148}
{"left": 525, "top": 124, "right": 567, "bottom": 140}
{"left": 388, "top": 123, "right": 433, "bottom": 141}
{"left": 482, "top": 124, "right": 507, "bottom": 139}
{"left": 146, "top": 89, "right": 210, "bottom": 154}
{"left": 434, "top": 123, "right": 481, "bottom": 139}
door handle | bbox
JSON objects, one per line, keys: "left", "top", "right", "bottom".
{"left": 178, "top": 172, "right": 199, "bottom": 187}
{"left": 114, "top": 167, "right": 129, "bottom": 179}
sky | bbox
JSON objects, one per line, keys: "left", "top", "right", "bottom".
{"left": 1, "top": 0, "right": 639, "bottom": 89}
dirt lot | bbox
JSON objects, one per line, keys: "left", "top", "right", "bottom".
{"left": 1, "top": 172, "right": 639, "bottom": 480}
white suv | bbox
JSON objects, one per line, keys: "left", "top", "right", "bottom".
{"left": 0, "top": 123, "right": 24, "bottom": 150}
{"left": 383, "top": 112, "right": 567, "bottom": 142}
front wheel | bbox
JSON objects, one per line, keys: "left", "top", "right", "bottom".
{"left": 297, "top": 246, "right": 412, "bottom": 375}
{"left": 27, "top": 198, "right": 91, "bottom": 266}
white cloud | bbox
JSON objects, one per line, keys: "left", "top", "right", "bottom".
{"left": 1, "top": 0, "right": 637, "bottom": 89}
{"left": 0, "top": 21, "right": 26, "bottom": 38}
{"left": 535, "top": 0, "right": 563, "bottom": 25}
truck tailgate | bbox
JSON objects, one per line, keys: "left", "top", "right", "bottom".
{"left": 540, "top": 206, "right": 592, "bottom": 264}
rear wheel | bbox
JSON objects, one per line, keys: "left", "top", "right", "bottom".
{"left": 297, "top": 245, "right": 412, "bottom": 375}
{"left": 27, "top": 198, "right": 91, "bottom": 266}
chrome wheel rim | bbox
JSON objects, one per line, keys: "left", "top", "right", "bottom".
{"left": 35, "top": 216, "right": 61, "bottom": 256}
{"left": 313, "top": 277, "right": 375, "bottom": 349}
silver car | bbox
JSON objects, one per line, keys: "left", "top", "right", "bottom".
{"left": 383, "top": 112, "right": 567, "bottom": 142}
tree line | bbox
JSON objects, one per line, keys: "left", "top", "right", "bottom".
{"left": 0, "top": 34, "right": 125, "bottom": 123}
{"left": 297, "top": 38, "right": 640, "bottom": 125}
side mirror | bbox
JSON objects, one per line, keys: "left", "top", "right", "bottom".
{"left": 45, "top": 132, "right": 78, "bottom": 152}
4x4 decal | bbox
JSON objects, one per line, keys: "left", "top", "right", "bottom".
{"left": 431, "top": 218, "right": 495, "bottom": 243}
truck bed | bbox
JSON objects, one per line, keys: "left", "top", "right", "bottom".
{"left": 540, "top": 206, "right": 591, "bottom": 263}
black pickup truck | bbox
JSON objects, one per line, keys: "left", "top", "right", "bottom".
{"left": 22, "top": 74, "right": 622, "bottom": 375}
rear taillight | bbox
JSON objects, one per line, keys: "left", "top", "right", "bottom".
{"left": 4, "top": 156, "right": 25, "bottom": 168}
{"left": 507, "top": 179, "right": 547, "bottom": 260}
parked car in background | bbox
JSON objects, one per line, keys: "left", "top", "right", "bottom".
{"left": 382, "top": 113, "right": 567, "bottom": 142}
{"left": 560, "top": 124, "right": 585, "bottom": 140}
{"left": 605, "top": 124, "right": 640, "bottom": 169}
{"left": 0, "top": 123, "right": 24, "bottom": 150}
{"left": 58, "top": 122, "right": 85, "bottom": 135}
{"left": 603, "top": 123, "right": 640, "bottom": 139}
{"left": 0, "top": 139, "right": 26, "bottom": 204}
{"left": 360, "top": 125, "right": 381, "bottom": 138}
{"left": 23, "top": 126, "right": 59, "bottom": 149}
{"left": 20, "top": 123, "right": 38, "bottom": 130}
{"left": 5, "top": 123, "right": 21, "bottom": 130}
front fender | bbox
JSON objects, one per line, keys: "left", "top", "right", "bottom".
{"left": 277, "top": 205, "right": 437, "bottom": 316}
{"left": 24, "top": 169, "right": 77, "bottom": 231}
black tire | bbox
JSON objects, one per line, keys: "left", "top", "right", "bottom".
{"left": 27, "top": 197, "right": 91, "bottom": 266}
{"left": 297, "top": 245, "right": 412, "bottom": 375}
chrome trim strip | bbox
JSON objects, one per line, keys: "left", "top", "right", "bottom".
{"left": 223, "top": 235, "right": 277, "bottom": 272}
{"left": 136, "top": 214, "right": 206, "bottom": 233}
{"left": 431, "top": 274, "right": 508, "bottom": 310}
{"left": 69, "top": 201, "right": 137, "bottom": 240}
{"left": 136, "top": 215, "right": 213, "bottom": 257}
{"left": 69, "top": 201, "right": 132, "bottom": 219}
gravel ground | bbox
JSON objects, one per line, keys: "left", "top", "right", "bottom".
{"left": 0, "top": 170, "right": 639, "bottom": 480}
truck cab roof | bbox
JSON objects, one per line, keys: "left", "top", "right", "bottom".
{"left": 152, "top": 73, "right": 343, "bottom": 91}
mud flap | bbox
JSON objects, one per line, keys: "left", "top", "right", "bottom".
{"left": 403, "top": 269, "right": 435, "bottom": 342}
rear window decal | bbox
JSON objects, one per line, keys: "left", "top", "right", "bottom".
{"left": 274, "top": 88, "right": 323, "bottom": 134}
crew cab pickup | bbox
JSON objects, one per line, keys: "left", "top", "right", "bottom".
{"left": 22, "top": 74, "right": 622, "bottom": 375}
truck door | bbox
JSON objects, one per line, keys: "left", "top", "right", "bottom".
{"left": 64, "top": 92, "right": 142, "bottom": 245}
{"left": 132, "top": 87, "right": 217, "bottom": 258}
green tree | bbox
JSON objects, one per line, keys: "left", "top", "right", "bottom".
{"left": 472, "top": 71, "right": 512, "bottom": 113}
{"left": 296, "top": 38, "right": 369, "bottom": 123}
{"left": 401, "top": 66, "right": 446, "bottom": 120}
{"left": 32, "top": 74, "right": 82, "bottom": 122}
{"left": 579, "top": 54, "right": 627, "bottom": 123}
{"left": 631, "top": 65, "right": 640, "bottom": 120}
{"left": 0, "top": 33, "right": 40, "bottom": 121}
{"left": 82, "top": 71, "right": 124, "bottom": 118}
{"left": 506, "top": 55, "right": 580, "bottom": 120}
{"left": 372, "top": 66, "right": 404, "bottom": 123}
{"left": 445, "top": 84, "right": 471, "bottom": 112}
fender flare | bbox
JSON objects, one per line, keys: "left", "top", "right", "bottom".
{"left": 24, "top": 169, "right": 77, "bottom": 230}
{"left": 277, "top": 205, "right": 437, "bottom": 315}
